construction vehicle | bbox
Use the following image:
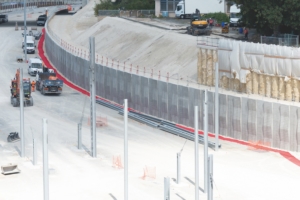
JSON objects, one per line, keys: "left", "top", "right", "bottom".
{"left": 222, "top": 22, "right": 229, "bottom": 33}
{"left": 186, "top": 13, "right": 211, "bottom": 36}
{"left": 10, "top": 69, "right": 33, "bottom": 107}
{"left": 36, "top": 70, "right": 63, "bottom": 95}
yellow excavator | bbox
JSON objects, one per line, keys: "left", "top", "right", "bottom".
{"left": 187, "top": 14, "right": 211, "bottom": 36}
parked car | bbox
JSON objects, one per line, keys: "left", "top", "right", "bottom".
{"left": 37, "top": 14, "right": 47, "bottom": 26}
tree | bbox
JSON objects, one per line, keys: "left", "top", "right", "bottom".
{"left": 233, "top": 0, "right": 300, "bottom": 35}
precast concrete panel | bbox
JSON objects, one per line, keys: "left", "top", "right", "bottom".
{"left": 117, "top": 70, "right": 125, "bottom": 105}
{"left": 99, "top": 65, "right": 105, "bottom": 98}
{"left": 167, "top": 83, "right": 178, "bottom": 123}
{"left": 256, "top": 100, "right": 264, "bottom": 142}
{"left": 158, "top": 81, "right": 168, "bottom": 120}
{"left": 279, "top": 104, "right": 290, "bottom": 150}
{"left": 149, "top": 79, "right": 159, "bottom": 117}
{"left": 104, "top": 67, "right": 111, "bottom": 101}
{"left": 263, "top": 102, "right": 273, "bottom": 146}
{"left": 177, "top": 85, "right": 189, "bottom": 126}
{"left": 241, "top": 98, "right": 257, "bottom": 141}
{"left": 123, "top": 72, "right": 132, "bottom": 108}
{"left": 111, "top": 69, "right": 118, "bottom": 104}
{"left": 141, "top": 77, "right": 149, "bottom": 114}
{"left": 272, "top": 103, "right": 281, "bottom": 149}
{"left": 188, "top": 88, "right": 202, "bottom": 129}
{"left": 219, "top": 94, "right": 227, "bottom": 136}
{"left": 131, "top": 75, "right": 141, "bottom": 111}
{"left": 289, "top": 106, "right": 300, "bottom": 152}
{"left": 227, "top": 96, "right": 242, "bottom": 139}
{"left": 207, "top": 91, "right": 215, "bottom": 133}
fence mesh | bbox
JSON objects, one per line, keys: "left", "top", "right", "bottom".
{"left": 261, "top": 34, "right": 299, "bottom": 47}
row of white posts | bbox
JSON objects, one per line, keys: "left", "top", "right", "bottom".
{"left": 18, "top": 36, "right": 219, "bottom": 199}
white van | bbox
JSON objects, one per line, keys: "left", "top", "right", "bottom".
{"left": 28, "top": 58, "right": 43, "bottom": 76}
{"left": 229, "top": 4, "right": 241, "bottom": 27}
{"left": 23, "top": 40, "right": 36, "bottom": 54}
{"left": 22, "top": 36, "right": 35, "bottom": 48}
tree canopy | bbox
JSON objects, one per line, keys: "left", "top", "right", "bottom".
{"left": 94, "top": 0, "right": 154, "bottom": 15}
{"left": 233, "top": 0, "right": 300, "bottom": 35}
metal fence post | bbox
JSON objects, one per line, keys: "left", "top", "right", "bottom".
{"left": 177, "top": 152, "right": 181, "bottom": 184}
{"left": 42, "top": 118, "right": 49, "bottom": 200}
{"left": 78, "top": 123, "right": 82, "bottom": 149}
{"left": 215, "top": 63, "right": 219, "bottom": 151}
{"left": 164, "top": 177, "right": 170, "bottom": 200}
{"left": 194, "top": 106, "right": 199, "bottom": 199}
{"left": 124, "top": 99, "right": 128, "bottom": 200}
{"left": 33, "top": 138, "right": 36, "bottom": 165}
{"left": 89, "top": 37, "right": 96, "bottom": 157}
{"left": 208, "top": 154, "right": 213, "bottom": 200}
{"left": 204, "top": 89, "right": 208, "bottom": 193}
{"left": 20, "top": 68, "right": 25, "bottom": 157}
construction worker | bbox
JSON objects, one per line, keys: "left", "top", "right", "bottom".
{"left": 31, "top": 80, "right": 36, "bottom": 92}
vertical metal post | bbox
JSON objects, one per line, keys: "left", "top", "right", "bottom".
{"left": 194, "top": 106, "right": 199, "bottom": 200}
{"left": 89, "top": 37, "right": 96, "bottom": 157}
{"left": 23, "top": 0, "right": 27, "bottom": 62}
{"left": 164, "top": 177, "right": 170, "bottom": 200}
{"left": 124, "top": 99, "right": 128, "bottom": 200}
{"left": 78, "top": 123, "right": 82, "bottom": 149}
{"left": 204, "top": 89, "right": 208, "bottom": 193}
{"left": 33, "top": 138, "right": 36, "bottom": 165}
{"left": 215, "top": 63, "right": 219, "bottom": 151}
{"left": 42, "top": 118, "right": 49, "bottom": 200}
{"left": 177, "top": 152, "right": 181, "bottom": 184}
{"left": 207, "top": 154, "right": 214, "bottom": 200}
{"left": 20, "top": 68, "right": 25, "bottom": 157}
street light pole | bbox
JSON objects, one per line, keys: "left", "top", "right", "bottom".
{"left": 23, "top": 0, "right": 27, "bottom": 62}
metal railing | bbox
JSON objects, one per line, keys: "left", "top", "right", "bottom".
{"left": 98, "top": 9, "right": 155, "bottom": 18}
{"left": 261, "top": 34, "right": 299, "bottom": 47}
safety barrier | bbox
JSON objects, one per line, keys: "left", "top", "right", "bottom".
{"left": 43, "top": 13, "right": 300, "bottom": 153}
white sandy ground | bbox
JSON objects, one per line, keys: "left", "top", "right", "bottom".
{"left": 0, "top": 5, "right": 300, "bottom": 200}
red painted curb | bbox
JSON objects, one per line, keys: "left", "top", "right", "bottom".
{"left": 39, "top": 29, "right": 300, "bottom": 167}
{"left": 176, "top": 124, "right": 300, "bottom": 167}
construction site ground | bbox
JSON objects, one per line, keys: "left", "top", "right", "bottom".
{"left": 0, "top": 3, "right": 300, "bottom": 200}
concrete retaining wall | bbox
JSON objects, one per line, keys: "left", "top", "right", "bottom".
{"left": 45, "top": 26, "right": 300, "bottom": 152}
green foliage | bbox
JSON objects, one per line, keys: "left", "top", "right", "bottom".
{"left": 202, "top": 12, "right": 229, "bottom": 24}
{"left": 233, "top": 0, "right": 300, "bottom": 35}
{"left": 94, "top": 0, "right": 154, "bottom": 16}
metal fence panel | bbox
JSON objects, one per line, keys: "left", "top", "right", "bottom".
{"left": 219, "top": 94, "right": 227, "bottom": 136}
{"left": 289, "top": 106, "right": 300, "bottom": 152}
{"left": 272, "top": 103, "right": 281, "bottom": 149}
{"left": 158, "top": 81, "right": 168, "bottom": 120}
{"left": 141, "top": 77, "right": 149, "bottom": 114}
{"left": 124, "top": 72, "right": 132, "bottom": 108}
{"left": 97, "top": 64, "right": 105, "bottom": 98}
{"left": 279, "top": 104, "right": 290, "bottom": 150}
{"left": 256, "top": 100, "right": 264, "bottom": 142}
{"left": 149, "top": 79, "right": 159, "bottom": 117}
{"left": 188, "top": 88, "right": 202, "bottom": 129}
{"left": 167, "top": 83, "right": 178, "bottom": 123}
{"left": 263, "top": 101, "right": 273, "bottom": 146}
{"left": 111, "top": 69, "right": 118, "bottom": 103}
{"left": 177, "top": 85, "right": 189, "bottom": 126}
{"left": 117, "top": 70, "right": 125, "bottom": 105}
{"left": 131, "top": 74, "right": 141, "bottom": 111}
{"left": 207, "top": 91, "right": 214, "bottom": 134}
{"left": 241, "top": 98, "right": 257, "bottom": 142}
{"left": 104, "top": 67, "right": 111, "bottom": 100}
{"left": 227, "top": 96, "right": 242, "bottom": 139}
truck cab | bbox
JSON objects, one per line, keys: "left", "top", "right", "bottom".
{"left": 28, "top": 58, "right": 43, "bottom": 76}
{"left": 229, "top": 4, "right": 241, "bottom": 27}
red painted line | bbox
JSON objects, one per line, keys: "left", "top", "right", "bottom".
{"left": 176, "top": 124, "right": 300, "bottom": 167}
{"left": 39, "top": 29, "right": 300, "bottom": 167}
